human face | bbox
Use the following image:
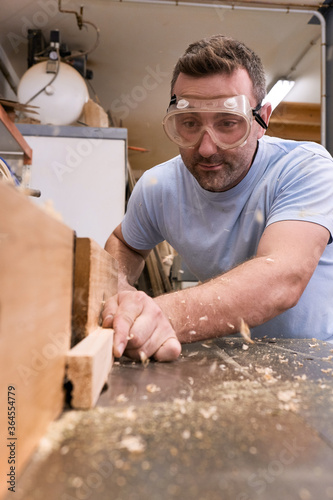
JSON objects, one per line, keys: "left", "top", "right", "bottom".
{"left": 172, "top": 70, "right": 269, "bottom": 192}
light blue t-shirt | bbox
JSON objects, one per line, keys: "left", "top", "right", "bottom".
{"left": 122, "top": 136, "right": 333, "bottom": 341}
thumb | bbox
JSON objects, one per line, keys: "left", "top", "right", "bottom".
{"left": 153, "top": 337, "right": 182, "bottom": 362}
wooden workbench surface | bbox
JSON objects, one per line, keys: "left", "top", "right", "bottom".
{"left": 11, "top": 338, "right": 333, "bottom": 500}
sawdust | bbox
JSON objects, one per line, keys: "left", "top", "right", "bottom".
{"left": 239, "top": 318, "right": 254, "bottom": 344}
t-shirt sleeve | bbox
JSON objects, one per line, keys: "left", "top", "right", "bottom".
{"left": 266, "top": 145, "right": 333, "bottom": 243}
{"left": 121, "top": 174, "right": 165, "bottom": 250}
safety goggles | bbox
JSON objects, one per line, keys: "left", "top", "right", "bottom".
{"left": 162, "top": 94, "right": 267, "bottom": 150}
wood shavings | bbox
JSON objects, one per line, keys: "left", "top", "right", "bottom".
{"left": 322, "top": 356, "right": 333, "bottom": 361}
{"left": 255, "top": 366, "right": 277, "bottom": 383}
{"left": 209, "top": 360, "right": 217, "bottom": 374}
{"left": 255, "top": 208, "right": 264, "bottom": 223}
{"left": 202, "top": 343, "right": 211, "bottom": 349}
{"left": 139, "top": 351, "right": 150, "bottom": 367}
{"left": 242, "top": 344, "right": 249, "bottom": 351}
{"left": 199, "top": 315, "right": 208, "bottom": 321}
{"left": 182, "top": 430, "right": 191, "bottom": 440}
{"left": 321, "top": 368, "right": 332, "bottom": 374}
{"left": 118, "top": 435, "right": 146, "bottom": 453}
{"left": 227, "top": 323, "right": 235, "bottom": 329}
{"left": 309, "top": 342, "right": 319, "bottom": 348}
{"left": 115, "top": 406, "right": 137, "bottom": 421}
{"left": 239, "top": 318, "right": 254, "bottom": 344}
{"left": 189, "top": 330, "right": 197, "bottom": 335}
{"left": 199, "top": 406, "right": 217, "bottom": 419}
{"left": 116, "top": 394, "right": 129, "bottom": 403}
{"left": 146, "top": 384, "right": 161, "bottom": 393}
{"left": 162, "top": 254, "right": 174, "bottom": 266}
{"left": 277, "top": 389, "right": 296, "bottom": 403}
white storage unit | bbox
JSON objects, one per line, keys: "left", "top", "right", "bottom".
{"left": 17, "top": 124, "right": 127, "bottom": 248}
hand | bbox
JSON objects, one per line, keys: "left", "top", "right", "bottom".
{"left": 102, "top": 290, "right": 181, "bottom": 362}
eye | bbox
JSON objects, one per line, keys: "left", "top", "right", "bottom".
{"left": 215, "top": 117, "right": 241, "bottom": 130}
{"left": 176, "top": 114, "right": 202, "bottom": 131}
{"left": 181, "top": 117, "right": 201, "bottom": 129}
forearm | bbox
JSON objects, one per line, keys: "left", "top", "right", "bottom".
{"left": 105, "top": 232, "right": 146, "bottom": 291}
{"left": 154, "top": 255, "right": 303, "bottom": 343}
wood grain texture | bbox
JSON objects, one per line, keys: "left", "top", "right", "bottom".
{"left": 72, "top": 238, "right": 118, "bottom": 345}
{"left": 66, "top": 327, "right": 114, "bottom": 409}
{"left": 0, "top": 182, "right": 73, "bottom": 500}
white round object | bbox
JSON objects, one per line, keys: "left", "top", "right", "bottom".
{"left": 18, "top": 61, "right": 89, "bottom": 125}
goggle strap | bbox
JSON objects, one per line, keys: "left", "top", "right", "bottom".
{"left": 252, "top": 104, "right": 268, "bottom": 130}
{"left": 168, "top": 94, "right": 177, "bottom": 110}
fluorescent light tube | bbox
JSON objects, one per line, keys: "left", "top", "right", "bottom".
{"left": 263, "top": 79, "right": 295, "bottom": 111}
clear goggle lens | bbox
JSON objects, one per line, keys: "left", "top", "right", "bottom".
{"left": 162, "top": 95, "right": 263, "bottom": 150}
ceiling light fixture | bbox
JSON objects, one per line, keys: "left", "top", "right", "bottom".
{"left": 263, "top": 79, "right": 295, "bottom": 111}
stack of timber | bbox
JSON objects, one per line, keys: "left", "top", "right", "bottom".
{"left": 266, "top": 102, "right": 320, "bottom": 143}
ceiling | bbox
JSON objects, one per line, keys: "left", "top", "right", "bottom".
{"left": 0, "top": 0, "right": 328, "bottom": 171}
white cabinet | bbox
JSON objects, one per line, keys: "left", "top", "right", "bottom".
{"left": 17, "top": 124, "right": 127, "bottom": 248}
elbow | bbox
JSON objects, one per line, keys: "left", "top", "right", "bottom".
{"left": 278, "top": 275, "right": 308, "bottom": 312}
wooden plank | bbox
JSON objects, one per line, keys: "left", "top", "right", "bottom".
{"left": 269, "top": 102, "right": 320, "bottom": 126}
{"left": 0, "top": 181, "right": 73, "bottom": 500}
{"left": 66, "top": 327, "right": 114, "bottom": 409}
{"left": 267, "top": 123, "right": 321, "bottom": 143}
{"left": 72, "top": 238, "right": 118, "bottom": 345}
{"left": 266, "top": 101, "right": 321, "bottom": 143}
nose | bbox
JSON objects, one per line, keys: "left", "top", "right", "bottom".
{"left": 197, "top": 129, "right": 219, "bottom": 157}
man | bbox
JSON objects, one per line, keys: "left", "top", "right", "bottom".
{"left": 102, "top": 35, "right": 333, "bottom": 362}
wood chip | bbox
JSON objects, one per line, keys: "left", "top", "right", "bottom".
{"left": 146, "top": 384, "right": 161, "bottom": 393}
{"left": 118, "top": 435, "right": 146, "bottom": 453}
{"left": 139, "top": 351, "right": 150, "bottom": 367}
{"left": 239, "top": 318, "right": 254, "bottom": 344}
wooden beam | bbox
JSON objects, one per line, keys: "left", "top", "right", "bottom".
{"left": 267, "top": 102, "right": 321, "bottom": 143}
{"left": 72, "top": 238, "right": 118, "bottom": 345}
{"left": 0, "top": 182, "right": 73, "bottom": 499}
{"left": 66, "top": 327, "right": 114, "bottom": 409}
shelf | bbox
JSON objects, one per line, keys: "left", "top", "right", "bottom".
{"left": 0, "top": 104, "right": 32, "bottom": 164}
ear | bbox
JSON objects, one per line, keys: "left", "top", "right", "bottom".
{"left": 257, "top": 102, "right": 272, "bottom": 139}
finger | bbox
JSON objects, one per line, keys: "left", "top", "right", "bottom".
{"left": 102, "top": 296, "right": 119, "bottom": 327}
{"left": 153, "top": 337, "right": 182, "bottom": 362}
{"left": 111, "top": 293, "right": 146, "bottom": 357}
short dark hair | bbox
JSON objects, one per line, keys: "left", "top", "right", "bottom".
{"left": 171, "top": 35, "right": 266, "bottom": 105}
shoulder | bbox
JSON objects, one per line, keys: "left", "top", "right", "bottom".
{"left": 260, "top": 135, "right": 333, "bottom": 162}
{"left": 138, "top": 155, "right": 189, "bottom": 192}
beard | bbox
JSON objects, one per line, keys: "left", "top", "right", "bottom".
{"left": 180, "top": 149, "right": 253, "bottom": 192}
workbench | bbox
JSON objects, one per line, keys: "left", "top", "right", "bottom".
{"left": 10, "top": 337, "right": 333, "bottom": 500}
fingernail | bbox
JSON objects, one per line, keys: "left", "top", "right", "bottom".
{"left": 103, "top": 314, "right": 114, "bottom": 326}
{"left": 116, "top": 342, "right": 125, "bottom": 357}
